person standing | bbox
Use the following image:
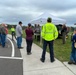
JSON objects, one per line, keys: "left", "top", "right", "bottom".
{"left": 16, "top": 21, "right": 23, "bottom": 49}
{"left": 68, "top": 29, "right": 76, "bottom": 65}
{"left": 1, "top": 23, "right": 7, "bottom": 47}
{"left": 61, "top": 24, "right": 67, "bottom": 44}
{"left": 25, "top": 23, "right": 34, "bottom": 55}
{"left": 40, "top": 17, "right": 58, "bottom": 63}
{"left": 11, "top": 26, "right": 16, "bottom": 40}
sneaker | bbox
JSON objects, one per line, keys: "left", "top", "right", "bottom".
{"left": 73, "top": 62, "right": 76, "bottom": 65}
{"left": 27, "top": 52, "right": 32, "bottom": 55}
{"left": 2, "top": 45, "right": 5, "bottom": 48}
{"left": 40, "top": 58, "right": 45, "bottom": 63}
{"left": 29, "top": 52, "right": 32, "bottom": 55}
{"left": 27, "top": 52, "right": 29, "bottom": 55}
{"left": 18, "top": 47, "right": 24, "bottom": 49}
{"left": 12, "top": 39, "right": 14, "bottom": 41}
{"left": 51, "top": 59, "right": 55, "bottom": 63}
{"left": 68, "top": 61, "right": 74, "bottom": 64}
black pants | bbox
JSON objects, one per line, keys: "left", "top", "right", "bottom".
{"left": 37, "top": 35, "right": 40, "bottom": 41}
{"left": 11, "top": 32, "right": 16, "bottom": 40}
{"left": 26, "top": 39, "right": 33, "bottom": 53}
{"left": 62, "top": 32, "right": 66, "bottom": 44}
{"left": 41, "top": 40, "right": 54, "bottom": 62}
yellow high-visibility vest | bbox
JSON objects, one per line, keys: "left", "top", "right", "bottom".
{"left": 41, "top": 23, "right": 58, "bottom": 41}
{"left": 11, "top": 28, "right": 15, "bottom": 32}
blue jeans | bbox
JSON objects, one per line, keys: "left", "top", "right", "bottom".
{"left": 17, "top": 36, "right": 22, "bottom": 48}
{"left": 1, "top": 34, "right": 6, "bottom": 47}
{"left": 41, "top": 39, "right": 54, "bottom": 61}
{"left": 70, "top": 44, "right": 76, "bottom": 62}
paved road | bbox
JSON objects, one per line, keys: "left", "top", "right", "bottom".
{"left": 0, "top": 36, "right": 23, "bottom": 75}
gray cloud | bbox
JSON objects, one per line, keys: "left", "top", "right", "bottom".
{"left": 28, "top": 0, "right": 76, "bottom": 11}
{"left": 62, "top": 15, "right": 76, "bottom": 25}
{"left": 0, "top": 14, "right": 33, "bottom": 25}
{"left": 0, "top": 0, "right": 76, "bottom": 26}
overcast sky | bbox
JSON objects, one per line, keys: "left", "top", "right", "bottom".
{"left": 0, "top": 0, "right": 76, "bottom": 26}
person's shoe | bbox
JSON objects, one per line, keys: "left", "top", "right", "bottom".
{"left": 20, "top": 47, "right": 24, "bottom": 49}
{"left": 73, "top": 62, "right": 76, "bottom": 65}
{"left": 2, "top": 45, "right": 5, "bottom": 48}
{"left": 0, "top": 44, "right": 2, "bottom": 46}
{"left": 27, "top": 52, "right": 32, "bottom": 55}
{"left": 27, "top": 52, "right": 29, "bottom": 55}
{"left": 29, "top": 52, "right": 32, "bottom": 55}
{"left": 68, "top": 61, "right": 74, "bottom": 64}
{"left": 40, "top": 58, "right": 45, "bottom": 63}
{"left": 18, "top": 47, "right": 24, "bottom": 49}
{"left": 51, "top": 59, "right": 55, "bottom": 63}
{"left": 12, "top": 39, "right": 14, "bottom": 41}
{"left": 2, "top": 46, "right": 5, "bottom": 48}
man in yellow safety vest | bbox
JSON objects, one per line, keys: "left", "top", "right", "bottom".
{"left": 40, "top": 17, "right": 58, "bottom": 63}
{"left": 11, "top": 26, "right": 16, "bottom": 40}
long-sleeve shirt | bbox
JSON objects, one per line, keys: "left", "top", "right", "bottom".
{"left": 25, "top": 28, "right": 34, "bottom": 40}
{"left": 16, "top": 25, "right": 22, "bottom": 37}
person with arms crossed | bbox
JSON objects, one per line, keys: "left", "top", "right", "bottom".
{"left": 16, "top": 21, "right": 23, "bottom": 49}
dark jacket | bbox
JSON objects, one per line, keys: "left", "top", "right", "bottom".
{"left": 61, "top": 27, "right": 67, "bottom": 35}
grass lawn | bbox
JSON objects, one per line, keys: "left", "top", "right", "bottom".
{"left": 54, "top": 37, "right": 71, "bottom": 62}
{"left": 8, "top": 29, "right": 72, "bottom": 62}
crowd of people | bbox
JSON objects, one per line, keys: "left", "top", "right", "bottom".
{"left": 0, "top": 18, "right": 76, "bottom": 64}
